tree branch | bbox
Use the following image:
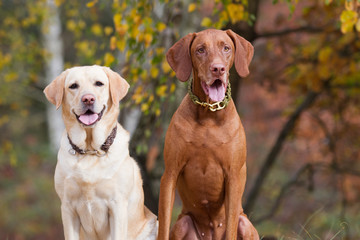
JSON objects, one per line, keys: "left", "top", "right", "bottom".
{"left": 331, "top": 83, "right": 360, "bottom": 89}
{"left": 256, "top": 26, "right": 324, "bottom": 39}
{"left": 253, "top": 163, "right": 319, "bottom": 223}
{"left": 244, "top": 80, "right": 331, "bottom": 214}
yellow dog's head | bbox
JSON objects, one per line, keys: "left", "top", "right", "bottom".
{"left": 44, "top": 65, "right": 129, "bottom": 128}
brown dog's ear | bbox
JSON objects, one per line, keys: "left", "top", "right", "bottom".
{"left": 226, "top": 29, "right": 254, "bottom": 78}
{"left": 166, "top": 32, "right": 196, "bottom": 82}
{"left": 44, "top": 70, "right": 68, "bottom": 109}
{"left": 102, "top": 67, "right": 129, "bottom": 106}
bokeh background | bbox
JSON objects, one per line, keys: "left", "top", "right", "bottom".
{"left": 0, "top": 0, "right": 360, "bottom": 239}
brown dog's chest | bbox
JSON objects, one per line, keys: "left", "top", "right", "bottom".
{"left": 171, "top": 109, "right": 244, "bottom": 210}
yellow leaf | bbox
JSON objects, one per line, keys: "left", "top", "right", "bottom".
{"left": 162, "top": 61, "right": 171, "bottom": 73}
{"left": 54, "top": 0, "right": 65, "bottom": 7}
{"left": 188, "top": 3, "right": 196, "bottom": 13}
{"left": 130, "top": 27, "right": 140, "bottom": 39}
{"left": 226, "top": 3, "right": 244, "bottom": 24}
{"left": 219, "top": 10, "right": 229, "bottom": 24}
{"left": 155, "top": 108, "right": 161, "bottom": 117}
{"left": 78, "top": 20, "right": 86, "bottom": 29}
{"left": 201, "top": 17, "right": 212, "bottom": 27}
{"left": 86, "top": 0, "right": 97, "bottom": 8}
{"left": 340, "top": 10, "right": 357, "bottom": 23}
{"left": 119, "top": 23, "right": 129, "bottom": 36}
{"left": 170, "top": 83, "right": 176, "bottom": 93}
{"left": 156, "top": 85, "right": 167, "bottom": 97}
{"left": 144, "top": 33, "right": 153, "bottom": 47}
{"left": 133, "top": 15, "right": 142, "bottom": 25}
{"left": 317, "top": 65, "right": 331, "bottom": 79}
{"left": 110, "top": 36, "right": 117, "bottom": 50}
{"left": 126, "top": 50, "right": 132, "bottom": 61}
{"left": 20, "top": 110, "right": 29, "bottom": 117}
{"left": 140, "top": 70, "right": 147, "bottom": 80}
{"left": 104, "top": 53, "right": 115, "bottom": 66}
{"left": 150, "top": 67, "right": 159, "bottom": 78}
{"left": 340, "top": 10, "right": 358, "bottom": 33}
{"left": 141, "top": 103, "right": 149, "bottom": 112}
{"left": 356, "top": 19, "right": 360, "bottom": 32}
{"left": 117, "top": 38, "right": 126, "bottom": 52}
{"left": 5, "top": 72, "right": 18, "bottom": 82}
{"left": 3, "top": 141, "right": 13, "bottom": 152}
{"left": 318, "top": 47, "right": 332, "bottom": 63}
{"left": 132, "top": 93, "right": 143, "bottom": 104}
{"left": 0, "top": 115, "right": 9, "bottom": 127}
{"left": 104, "top": 26, "right": 113, "bottom": 36}
{"left": 157, "top": 22, "right": 167, "bottom": 32}
{"left": 91, "top": 23, "right": 103, "bottom": 36}
{"left": 114, "top": 13, "right": 122, "bottom": 24}
{"left": 345, "top": 0, "right": 355, "bottom": 11}
{"left": 10, "top": 152, "right": 17, "bottom": 167}
{"left": 148, "top": 94, "right": 154, "bottom": 103}
{"left": 349, "top": 61, "right": 357, "bottom": 73}
{"left": 113, "top": 13, "right": 123, "bottom": 33}
{"left": 66, "top": 20, "right": 76, "bottom": 31}
{"left": 155, "top": 47, "right": 165, "bottom": 55}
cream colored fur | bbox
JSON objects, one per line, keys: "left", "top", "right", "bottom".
{"left": 44, "top": 65, "right": 158, "bottom": 240}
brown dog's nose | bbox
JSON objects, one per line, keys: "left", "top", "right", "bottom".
{"left": 210, "top": 63, "right": 225, "bottom": 76}
{"left": 82, "top": 94, "right": 95, "bottom": 105}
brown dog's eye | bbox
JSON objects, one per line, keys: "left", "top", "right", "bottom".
{"left": 197, "top": 48, "right": 205, "bottom": 54}
{"left": 95, "top": 81, "right": 104, "bottom": 87}
{"left": 224, "top": 46, "right": 230, "bottom": 52}
{"left": 69, "top": 83, "right": 79, "bottom": 89}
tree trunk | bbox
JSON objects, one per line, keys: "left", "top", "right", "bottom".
{"left": 43, "top": 0, "right": 64, "bottom": 153}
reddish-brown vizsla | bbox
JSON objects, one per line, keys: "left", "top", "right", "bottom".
{"left": 158, "top": 29, "right": 259, "bottom": 240}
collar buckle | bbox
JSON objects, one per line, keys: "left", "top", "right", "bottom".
{"left": 188, "top": 79, "right": 231, "bottom": 112}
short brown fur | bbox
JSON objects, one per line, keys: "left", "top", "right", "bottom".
{"left": 158, "top": 29, "right": 259, "bottom": 240}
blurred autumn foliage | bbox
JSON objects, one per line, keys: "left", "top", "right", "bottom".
{"left": 0, "top": 0, "right": 359, "bottom": 239}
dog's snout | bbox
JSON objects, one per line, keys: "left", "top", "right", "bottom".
{"left": 210, "top": 63, "right": 225, "bottom": 76}
{"left": 82, "top": 94, "right": 95, "bottom": 105}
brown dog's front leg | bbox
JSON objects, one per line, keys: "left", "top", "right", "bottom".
{"left": 158, "top": 170, "right": 177, "bottom": 240}
{"left": 225, "top": 163, "right": 247, "bottom": 240}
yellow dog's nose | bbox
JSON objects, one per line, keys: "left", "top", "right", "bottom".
{"left": 82, "top": 94, "right": 95, "bottom": 105}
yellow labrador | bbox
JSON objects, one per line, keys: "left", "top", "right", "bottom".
{"left": 44, "top": 65, "right": 158, "bottom": 240}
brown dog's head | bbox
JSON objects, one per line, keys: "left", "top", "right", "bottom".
{"left": 44, "top": 65, "right": 129, "bottom": 128}
{"left": 166, "top": 29, "right": 254, "bottom": 102}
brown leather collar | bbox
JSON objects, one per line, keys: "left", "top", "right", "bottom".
{"left": 67, "top": 126, "right": 117, "bottom": 156}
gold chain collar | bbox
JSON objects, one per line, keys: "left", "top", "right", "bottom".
{"left": 187, "top": 78, "right": 232, "bottom": 112}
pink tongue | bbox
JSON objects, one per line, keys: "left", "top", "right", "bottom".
{"left": 208, "top": 82, "right": 225, "bottom": 102}
{"left": 78, "top": 113, "right": 98, "bottom": 125}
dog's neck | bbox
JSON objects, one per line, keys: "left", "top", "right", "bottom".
{"left": 189, "top": 73, "right": 232, "bottom": 123}
{"left": 63, "top": 105, "right": 119, "bottom": 155}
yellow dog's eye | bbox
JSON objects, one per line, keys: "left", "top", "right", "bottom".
{"left": 95, "top": 81, "right": 104, "bottom": 87}
{"left": 224, "top": 46, "right": 230, "bottom": 52}
{"left": 69, "top": 83, "right": 79, "bottom": 89}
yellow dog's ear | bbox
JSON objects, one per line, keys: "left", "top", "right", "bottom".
{"left": 102, "top": 67, "right": 129, "bottom": 106}
{"left": 44, "top": 70, "right": 68, "bottom": 109}
{"left": 226, "top": 29, "right": 254, "bottom": 78}
{"left": 166, "top": 32, "right": 196, "bottom": 82}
